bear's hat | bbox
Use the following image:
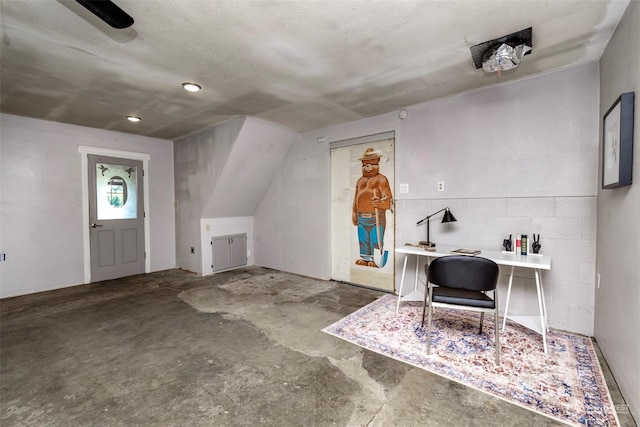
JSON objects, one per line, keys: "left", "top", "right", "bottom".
{"left": 359, "top": 148, "right": 381, "bottom": 161}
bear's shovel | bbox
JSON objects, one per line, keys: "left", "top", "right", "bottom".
{"left": 374, "top": 189, "right": 389, "bottom": 268}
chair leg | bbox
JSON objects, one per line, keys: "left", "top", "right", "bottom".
{"left": 494, "top": 309, "right": 500, "bottom": 365}
{"left": 421, "top": 285, "right": 428, "bottom": 328}
{"left": 494, "top": 292, "right": 500, "bottom": 366}
{"left": 479, "top": 312, "right": 484, "bottom": 334}
{"left": 421, "top": 268, "right": 431, "bottom": 328}
{"left": 427, "top": 287, "right": 433, "bottom": 355}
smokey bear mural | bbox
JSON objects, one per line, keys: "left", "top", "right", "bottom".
{"left": 352, "top": 148, "right": 393, "bottom": 268}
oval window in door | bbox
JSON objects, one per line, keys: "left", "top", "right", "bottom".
{"left": 107, "top": 176, "right": 127, "bottom": 207}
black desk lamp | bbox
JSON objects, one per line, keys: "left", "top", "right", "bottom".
{"left": 416, "top": 207, "right": 457, "bottom": 248}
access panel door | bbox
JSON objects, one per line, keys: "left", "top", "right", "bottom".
{"left": 212, "top": 234, "right": 247, "bottom": 272}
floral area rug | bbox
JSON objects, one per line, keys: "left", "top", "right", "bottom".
{"left": 322, "top": 294, "right": 619, "bottom": 427}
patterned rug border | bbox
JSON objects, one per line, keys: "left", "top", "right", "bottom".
{"left": 322, "top": 294, "right": 619, "bottom": 427}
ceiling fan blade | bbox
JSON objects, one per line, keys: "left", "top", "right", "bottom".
{"left": 75, "top": 0, "right": 134, "bottom": 29}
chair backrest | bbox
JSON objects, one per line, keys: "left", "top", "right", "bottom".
{"left": 427, "top": 255, "right": 499, "bottom": 292}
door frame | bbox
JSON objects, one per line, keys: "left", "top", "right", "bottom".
{"left": 78, "top": 146, "right": 151, "bottom": 283}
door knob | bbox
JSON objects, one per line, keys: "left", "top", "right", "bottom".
{"left": 90, "top": 223, "right": 103, "bottom": 228}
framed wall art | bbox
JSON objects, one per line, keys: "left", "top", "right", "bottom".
{"left": 602, "top": 92, "right": 634, "bottom": 188}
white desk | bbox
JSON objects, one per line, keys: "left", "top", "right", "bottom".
{"left": 395, "top": 245, "right": 552, "bottom": 353}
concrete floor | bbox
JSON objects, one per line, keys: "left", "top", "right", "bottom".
{"left": 1, "top": 266, "right": 635, "bottom": 427}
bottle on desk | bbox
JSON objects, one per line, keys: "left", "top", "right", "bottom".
{"left": 516, "top": 235, "right": 522, "bottom": 254}
{"left": 521, "top": 234, "right": 528, "bottom": 255}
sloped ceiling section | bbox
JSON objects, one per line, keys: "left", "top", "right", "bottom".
{"left": 202, "top": 118, "right": 299, "bottom": 218}
{"left": 174, "top": 117, "right": 246, "bottom": 220}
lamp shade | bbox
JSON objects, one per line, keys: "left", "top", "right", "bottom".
{"left": 441, "top": 209, "right": 457, "bottom": 223}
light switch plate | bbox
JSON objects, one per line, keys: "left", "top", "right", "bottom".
{"left": 399, "top": 183, "right": 409, "bottom": 193}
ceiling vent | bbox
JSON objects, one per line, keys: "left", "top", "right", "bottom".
{"left": 470, "top": 27, "right": 532, "bottom": 74}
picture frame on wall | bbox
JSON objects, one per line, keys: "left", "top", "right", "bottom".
{"left": 602, "top": 92, "right": 634, "bottom": 189}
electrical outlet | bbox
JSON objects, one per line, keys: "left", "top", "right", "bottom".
{"left": 437, "top": 181, "right": 445, "bottom": 191}
{"left": 399, "top": 183, "right": 409, "bottom": 193}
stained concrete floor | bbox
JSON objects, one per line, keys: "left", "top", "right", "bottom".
{"left": 1, "top": 266, "right": 635, "bottom": 427}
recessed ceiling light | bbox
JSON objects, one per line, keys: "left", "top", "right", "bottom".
{"left": 182, "top": 82, "right": 202, "bottom": 92}
{"left": 126, "top": 115, "right": 142, "bottom": 122}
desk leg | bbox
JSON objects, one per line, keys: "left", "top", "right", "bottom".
{"left": 534, "top": 269, "right": 548, "bottom": 354}
{"left": 396, "top": 255, "right": 409, "bottom": 314}
{"left": 538, "top": 272, "right": 549, "bottom": 333}
{"left": 501, "top": 266, "right": 515, "bottom": 332}
{"left": 413, "top": 254, "right": 420, "bottom": 293}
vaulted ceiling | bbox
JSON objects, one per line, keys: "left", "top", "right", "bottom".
{"left": 0, "top": 0, "right": 631, "bottom": 140}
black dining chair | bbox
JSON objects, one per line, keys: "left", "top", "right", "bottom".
{"left": 421, "top": 255, "right": 501, "bottom": 365}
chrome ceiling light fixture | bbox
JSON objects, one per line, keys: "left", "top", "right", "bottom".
{"left": 481, "top": 43, "right": 531, "bottom": 74}
{"left": 470, "top": 27, "right": 533, "bottom": 75}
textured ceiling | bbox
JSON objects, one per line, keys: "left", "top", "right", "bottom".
{"left": 0, "top": 0, "right": 631, "bottom": 140}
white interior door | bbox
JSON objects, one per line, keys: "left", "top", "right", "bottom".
{"left": 88, "top": 155, "right": 145, "bottom": 282}
{"left": 331, "top": 138, "right": 395, "bottom": 291}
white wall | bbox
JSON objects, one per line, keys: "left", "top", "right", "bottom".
{"left": 0, "top": 114, "right": 176, "bottom": 298}
{"left": 174, "top": 118, "right": 246, "bottom": 274}
{"left": 254, "top": 112, "right": 399, "bottom": 280}
{"left": 396, "top": 64, "right": 600, "bottom": 336}
{"left": 397, "top": 68, "right": 598, "bottom": 199}
{"left": 395, "top": 195, "right": 597, "bottom": 336}
{"left": 174, "top": 116, "right": 297, "bottom": 275}
{"left": 596, "top": 0, "right": 640, "bottom": 419}
{"left": 255, "top": 64, "right": 600, "bottom": 336}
